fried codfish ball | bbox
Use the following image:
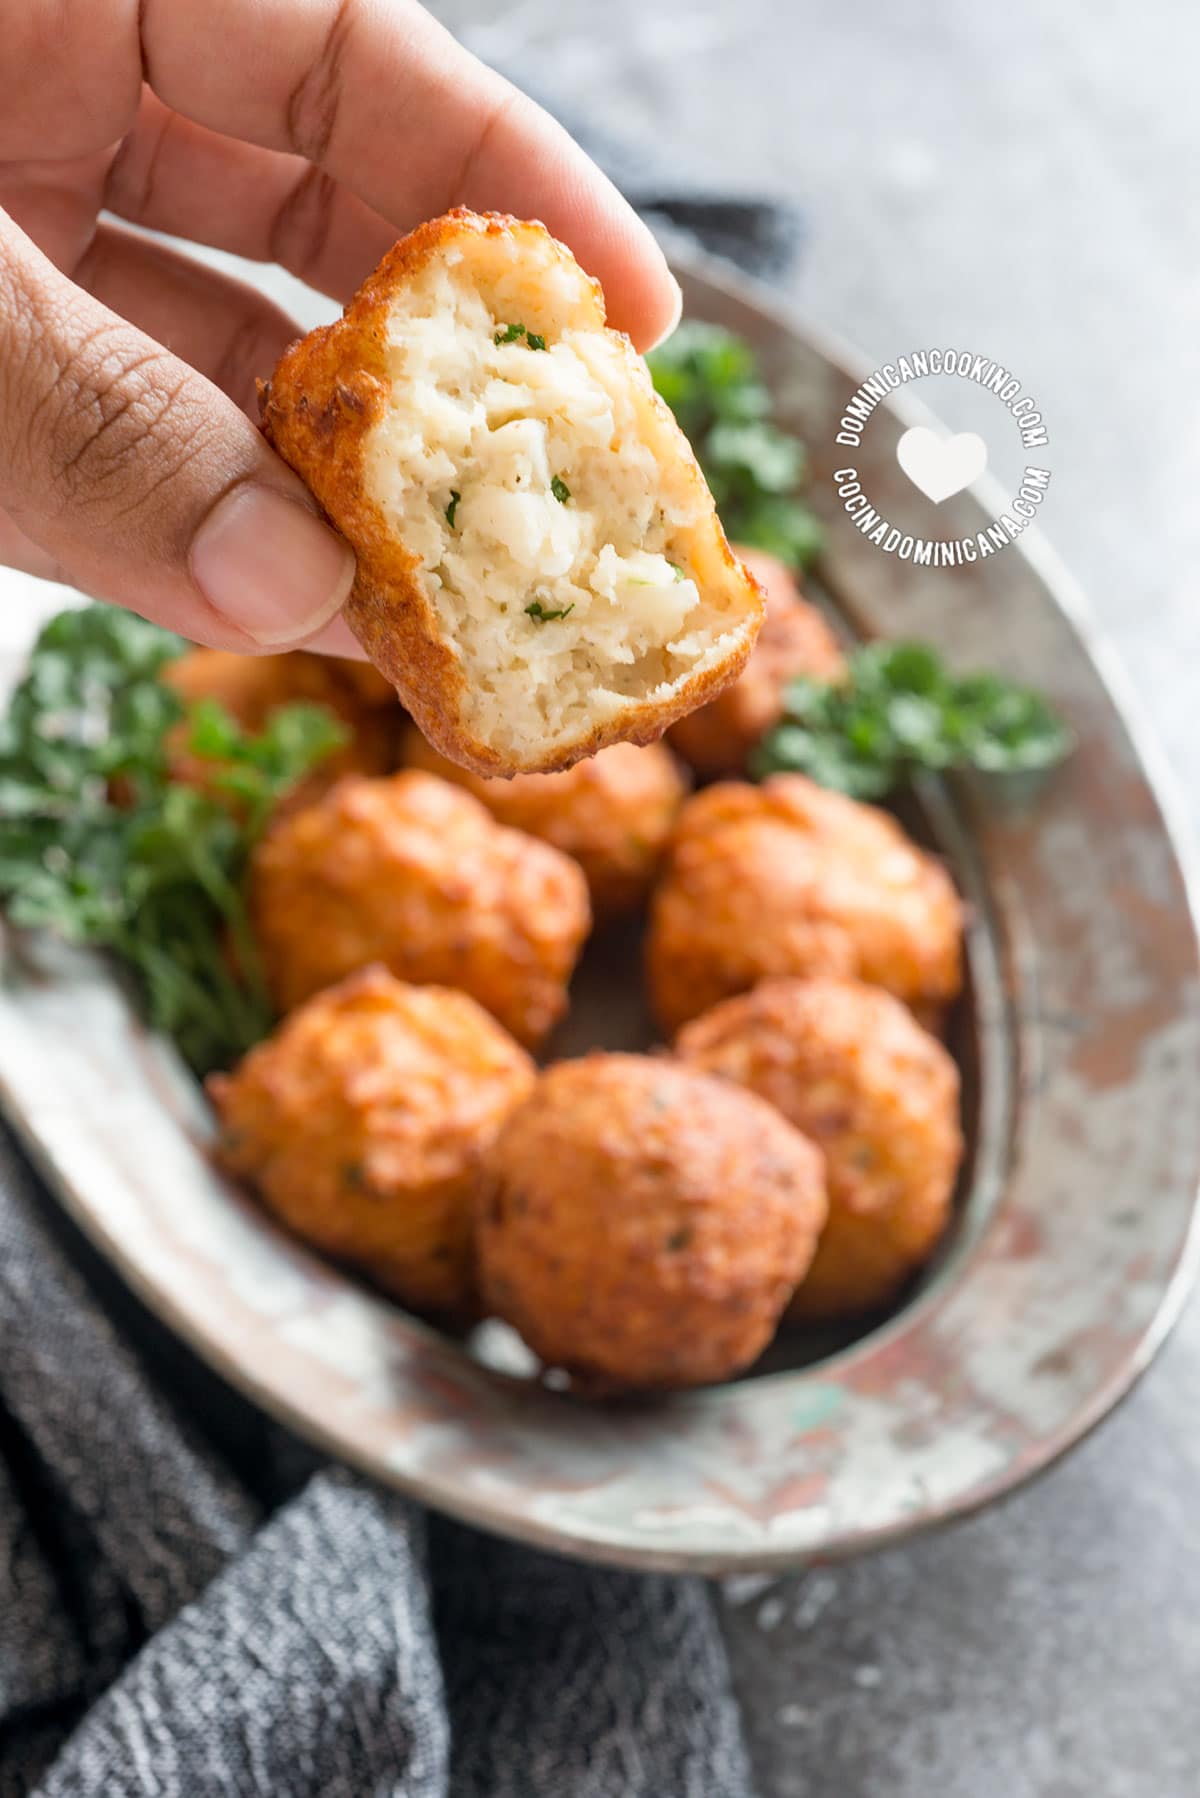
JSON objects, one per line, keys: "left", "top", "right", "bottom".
{"left": 329, "top": 657, "right": 402, "bottom": 708}
{"left": 162, "top": 648, "right": 396, "bottom": 809}
{"left": 249, "top": 770, "right": 591, "bottom": 1048}
{"left": 209, "top": 967, "right": 535, "bottom": 1316}
{"left": 477, "top": 1052, "right": 827, "bottom": 1391}
{"left": 646, "top": 774, "right": 963, "bottom": 1037}
{"left": 400, "top": 723, "right": 689, "bottom": 917}
{"left": 677, "top": 978, "right": 963, "bottom": 1319}
{"left": 260, "top": 209, "right": 763, "bottom": 777}
{"left": 668, "top": 548, "right": 846, "bottom": 778}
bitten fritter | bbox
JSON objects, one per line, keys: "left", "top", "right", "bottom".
{"left": 259, "top": 208, "right": 764, "bottom": 778}
{"left": 400, "top": 723, "right": 689, "bottom": 917}
{"left": 646, "top": 774, "right": 963, "bottom": 1037}
{"left": 677, "top": 978, "right": 963, "bottom": 1319}
{"left": 209, "top": 967, "right": 535, "bottom": 1316}
{"left": 668, "top": 548, "right": 846, "bottom": 777}
{"left": 476, "top": 1052, "right": 827, "bottom": 1391}
{"left": 162, "top": 648, "right": 396, "bottom": 810}
{"left": 249, "top": 770, "right": 591, "bottom": 1048}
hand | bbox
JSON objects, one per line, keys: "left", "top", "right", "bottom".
{"left": 0, "top": 1, "right": 681, "bottom": 655}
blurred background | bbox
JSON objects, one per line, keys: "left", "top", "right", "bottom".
{"left": 414, "top": 3, "right": 1199, "bottom": 1795}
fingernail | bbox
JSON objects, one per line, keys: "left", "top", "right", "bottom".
{"left": 646, "top": 274, "right": 684, "bottom": 353}
{"left": 191, "top": 484, "right": 355, "bottom": 646}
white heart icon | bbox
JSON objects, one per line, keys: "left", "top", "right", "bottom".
{"left": 896, "top": 426, "right": 988, "bottom": 504}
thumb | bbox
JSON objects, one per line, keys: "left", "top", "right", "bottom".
{"left": 0, "top": 208, "right": 355, "bottom": 651}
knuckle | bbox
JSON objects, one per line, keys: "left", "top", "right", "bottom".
{"left": 268, "top": 163, "right": 339, "bottom": 286}
{"left": 34, "top": 323, "right": 204, "bottom": 522}
{"left": 284, "top": 0, "right": 357, "bottom": 164}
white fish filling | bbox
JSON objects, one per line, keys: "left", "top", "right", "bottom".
{"left": 364, "top": 251, "right": 744, "bottom": 758}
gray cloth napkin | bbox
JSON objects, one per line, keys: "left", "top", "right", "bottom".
{"left": 0, "top": 106, "right": 799, "bottom": 1793}
{"left": 0, "top": 1124, "right": 755, "bottom": 1797}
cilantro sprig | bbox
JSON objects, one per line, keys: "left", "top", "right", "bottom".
{"left": 0, "top": 605, "right": 345, "bottom": 1074}
{"left": 751, "top": 640, "right": 1073, "bottom": 798}
{"left": 647, "top": 322, "right": 823, "bottom": 569}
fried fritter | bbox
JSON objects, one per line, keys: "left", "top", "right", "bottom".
{"left": 476, "top": 1052, "right": 827, "bottom": 1391}
{"left": 668, "top": 548, "right": 846, "bottom": 777}
{"left": 249, "top": 770, "right": 591, "bottom": 1048}
{"left": 646, "top": 774, "right": 963, "bottom": 1036}
{"left": 209, "top": 967, "right": 535, "bottom": 1316}
{"left": 400, "top": 723, "right": 688, "bottom": 917}
{"left": 677, "top": 978, "right": 962, "bottom": 1319}
{"left": 260, "top": 209, "right": 764, "bottom": 777}
{"left": 162, "top": 648, "right": 396, "bottom": 810}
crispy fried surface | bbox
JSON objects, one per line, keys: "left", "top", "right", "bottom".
{"left": 400, "top": 723, "right": 689, "bottom": 917}
{"left": 249, "top": 770, "right": 591, "bottom": 1048}
{"left": 476, "top": 1052, "right": 827, "bottom": 1391}
{"left": 259, "top": 208, "right": 763, "bottom": 777}
{"left": 646, "top": 774, "right": 963, "bottom": 1036}
{"left": 677, "top": 978, "right": 962, "bottom": 1319}
{"left": 209, "top": 967, "right": 534, "bottom": 1316}
{"left": 667, "top": 548, "right": 846, "bottom": 778}
{"left": 162, "top": 649, "right": 397, "bottom": 812}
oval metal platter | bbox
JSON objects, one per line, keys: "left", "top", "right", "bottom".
{"left": 2, "top": 249, "right": 1199, "bottom": 1574}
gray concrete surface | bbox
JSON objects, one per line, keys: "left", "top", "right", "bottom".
{"left": 426, "top": 3, "right": 1200, "bottom": 1792}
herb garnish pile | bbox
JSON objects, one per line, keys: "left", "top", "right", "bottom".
{"left": 751, "top": 641, "right": 1073, "bottom": 798}
{"left": 0, "top": 605, "right": 345, "bottom": 1074}
{"left": 647, "top": 322, "right": 823, "bottom": 570}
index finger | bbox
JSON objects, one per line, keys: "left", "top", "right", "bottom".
{"left": 6, "top": 0, "right": 681, "bottom": 350}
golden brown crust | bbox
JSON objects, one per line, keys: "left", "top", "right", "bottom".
{"left": 260, "top": 208, "right": 763, "bottom": 777}
{"left": 400, "top": 723, "right": 689, "bottom": 917}
{"left": 645, "top": 774, "right": 964, "bottom": 1036}
{"left": 248, "top": 770, "right": 592, "bottom": 1048}
{"left": 208, "top": 967, "right": 535, "bottom": 1318}
{"left": 676, "top": 978, "right": 963, "bottom": 1320}
{"left": 667, "top": 548, "right": 847, "bottom": 778}
{"left": 476, "top": 1052, "right": 827, "bottom": 1391}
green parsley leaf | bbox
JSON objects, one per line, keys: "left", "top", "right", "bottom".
{"left": 445, "top": 489, "right": 461, "bottom": 528}
{"left": 0, "top": 603, "right": 347, "bottom": 1075}
{"left": 647, "top": 322, "right": 823, "bottom": 569}
{"left": 494, "top": 322, "right": 526, "bottom": 344}
{"left": 526, "top": 332, "right": 547, "bottom": 351}
{"left": 550, "top": 475, "right": 571, "bottom": 503}
{"left": 525, "top": 600, "right": 575, "bottom": 623}
{"left": 751, "top": 639, "right": 1072, "bottom": 797}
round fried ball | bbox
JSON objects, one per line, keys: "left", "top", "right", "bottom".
{"left": 163, "top": 648, "right": 396, "bottom": 810}
{"left": 646, "top": 774, "right": 963, "bottom": 1037}
{"left": 677, "top": 978, "right": 963, "bottom": 1319}
{"left": 250, "top": 770, "right": 592, "bottom": 1048}
{"left": 668, "top": 548, "right": 846, "bottom": 778}
{"left": 329, "top": 656, "right": 401, "bottom": 708}
{"left": 208, "top": 967, "right": 535, "bottom": 1316}
{"left": 477, "top": 1052, "right": 828, "bottom": 1391}
{"left": 401, "top": 723, "right": 689, "bottom": 917}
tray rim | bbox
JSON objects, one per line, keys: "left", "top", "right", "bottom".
{"left": 3, "top": 244, "right": 1199, "bottom": 1574}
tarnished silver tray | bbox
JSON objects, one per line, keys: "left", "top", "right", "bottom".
{"left": 2, "top": 249, "right": 1198, "bottom": 1573}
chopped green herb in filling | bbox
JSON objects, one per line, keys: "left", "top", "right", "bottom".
{"left": 525, "top": 600, "right": 576, "bottom": 623}
{"left": 445, "top": 489, "right": 461, "bottom": 528}
{"left": 494, "top": 322, "right": 527, "bottom": 345}
{"left": 550, "top": 475, "right": 571, "bottom": 503}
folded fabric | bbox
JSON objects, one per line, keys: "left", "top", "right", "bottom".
{"left": 0, "top": 1123, "right": 755, "bottom": 1797}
